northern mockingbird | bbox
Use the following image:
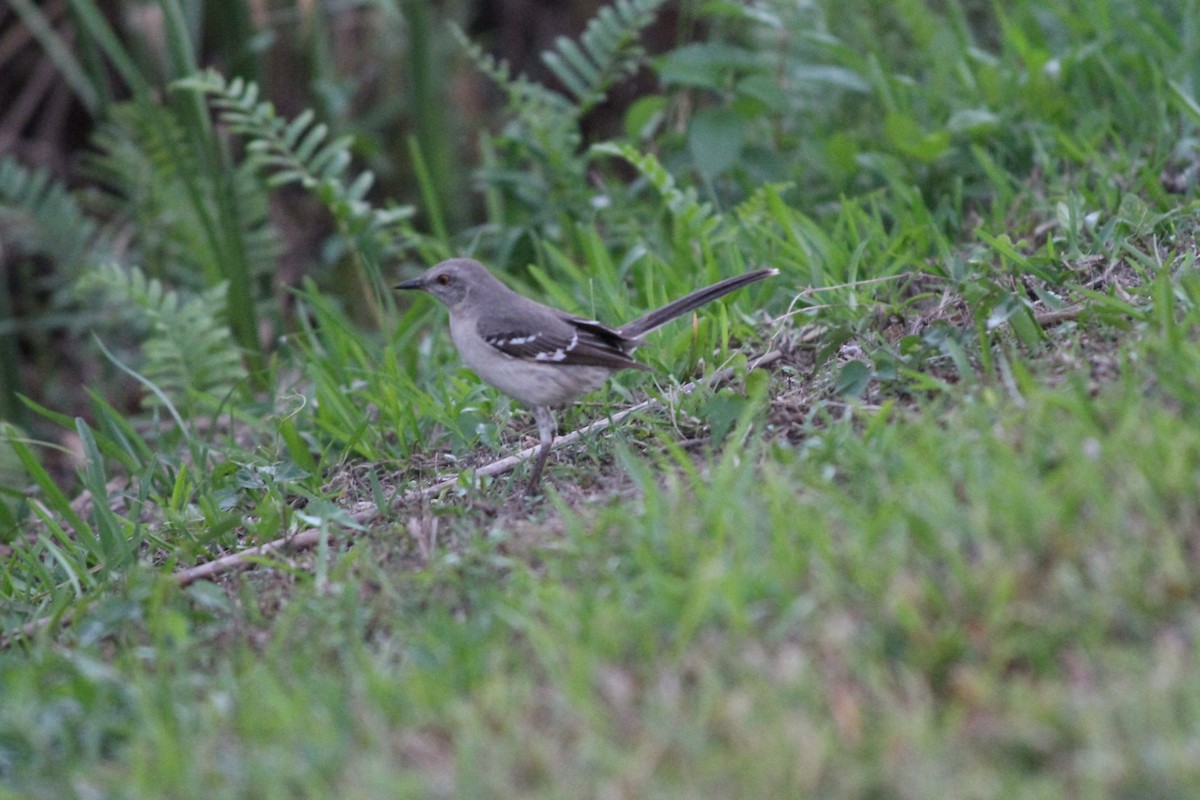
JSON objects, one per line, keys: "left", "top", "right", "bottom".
{"left": 397, "top": 258, "right": 777, "bottom": 493}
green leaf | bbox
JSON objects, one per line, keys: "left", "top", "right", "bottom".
{"left": 947, "top": 108, "right": 1000, "bottom": 135}
{"left": 791, "top": 65, "right": 871, "bottom": 93}
{"left": 745, "top": 368, "right": 770, "bottom": 404}
{"left": 624, "top": 95, "right": 667, "bottom": 140}
{"left": 702, "top": 392, "right": 748, "bottom": 446}
{"left": 986, "top": 293, "right": 1027, "bottom": 331}
{"left": 884, "top": 112, "right": 950, "bottom": 162}
{"left": 688, "top": 107, "right": 746, "bottom": 180}
{"left": 654, "top": 42, "right": 761, "bottom": 88}
{"left": 1167, "top": 79, "right": 1200, "bottom": 124}
{"left": 836, "top": 360, "right": 872, "bottom": 399}
{"left": 736, "top": 74, "right": 787, "bottom": 114}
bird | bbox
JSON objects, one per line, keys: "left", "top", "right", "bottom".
{"left": 396, "top": 257, "right": 777, "bottom": 494}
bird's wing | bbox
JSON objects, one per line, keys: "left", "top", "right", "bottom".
{"left": 475, "top": 310, "right": 650, "bottom": 371}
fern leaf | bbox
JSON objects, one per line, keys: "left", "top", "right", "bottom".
{"left": 0, "top": 157, "right": 110, "bottom": 275}
{"left": 82, "top": 99, "right": 278, "bottom": 289}
{"left": 175, "top": 69, "right": 421, "bottom": 263}
{"left": 544, "top": 39, "right": 597, "bottom": 99}
{"left": 78, "top": 263, "right": 248, "bottom": 416}
{"left": 456, "top": 0, "right": 665, "bottom": 121}
{"left": 539, "top": 0, "right": 668, "bottom": 114}
{"left": 451, "top": 0, "right": 668, "bottom": 234}
{"left": 591, "top": 142, "right": 723, "bottom": 242}
{"left": 284, "top": 110, "right": 315, "bottom": 148}
{"left": 451, "top": 25, "right": 578, "bottom": 125}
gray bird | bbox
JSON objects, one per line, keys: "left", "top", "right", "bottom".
{"left": 397, "top": 258, "right": 776, "bottom": 494}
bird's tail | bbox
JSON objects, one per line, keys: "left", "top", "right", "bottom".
{"left": 618, "top": 268, "right": 778, "bottom": 338}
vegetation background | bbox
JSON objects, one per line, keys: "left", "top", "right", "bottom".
{"left": 2, "top": 0, "right": 1200, "bottom": 796}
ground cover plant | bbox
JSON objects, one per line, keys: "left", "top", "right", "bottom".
{"left": 2, "top": 0, "right": 1200, "bottom": 796}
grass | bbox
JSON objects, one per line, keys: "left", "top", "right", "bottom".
{"left": 4, "top": 0, "right": 1200, "bottom": 796}
{"left": 6, "top": 342, "right": 1200, "bottom": 796}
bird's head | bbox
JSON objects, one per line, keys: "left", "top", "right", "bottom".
{"left": 394, "top": 258, "right": 496, "bottom": 310}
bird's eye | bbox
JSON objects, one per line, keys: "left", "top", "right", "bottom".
{"left": 435, "top": 273, "right": 452, "bottom": 286}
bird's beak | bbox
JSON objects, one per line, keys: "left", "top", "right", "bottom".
{"left": 394, "top": 276, "right": 425, "bottom": 291}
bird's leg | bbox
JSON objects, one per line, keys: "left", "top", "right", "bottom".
{"left": 527, "top": 405, "right": 557, "bottom": 495}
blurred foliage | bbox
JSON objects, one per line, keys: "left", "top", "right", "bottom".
{"left": 2, "top": 2, "right": 1200, "bottom": 792}
{"left": 0, "top": 0, "right": 1198, "bottom": 475}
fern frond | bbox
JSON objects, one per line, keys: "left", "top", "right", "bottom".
{"left": 85, "top": 104, "right": 212, "bottom": 282}
{"left": 0, "top": 157, "right": 110, "bottom": 274}
{"left": 456, "top": 0, "right": 666, "bottom": 121}
{"left": 541, "top": 0, "right": 668, "bottom": 115}
{"left": 451, "top": 25, "right": 578, "bottom": 150}
{"left": 591, "top": 142, "right": 723, "bottom": 242}
{"left": 452, "top": 0, "right": 668, "bottom": 239}
{"left": 77, "top": 263, "right": 248, "bottom": 415}
{"left": 83, "top": 100, "right": 278, "bottom": 290}
{"left": 175, "top": 70, "right": 420, "bottom": 262}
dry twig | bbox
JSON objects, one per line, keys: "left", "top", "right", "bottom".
{"left": 2, "top": 350, "right": 783, "bottom": 648}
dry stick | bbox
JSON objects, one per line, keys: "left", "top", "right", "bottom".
{"left": 391, "top": 348, "right": 785, "bottom": 508}
{"left": 174, "top": 348, "right": 783, "bottom": 583}
{"left": 172, "top": 533, "right": 324, "bottom": 586}
{"left": 3, "top": 522, "right": 352, "bottom": 648}
{"left": 175, "top": 523, "right": 349, "bottom": 587}
{"left": 1033, "top": 306, "right": 1086, "bottom": 327}
{"left": 2, "top": 350, "right": 784, "bottom": 648}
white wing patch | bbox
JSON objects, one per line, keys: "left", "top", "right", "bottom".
{"left": 534, "top": 330, "right": 578, "bottom": 362}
